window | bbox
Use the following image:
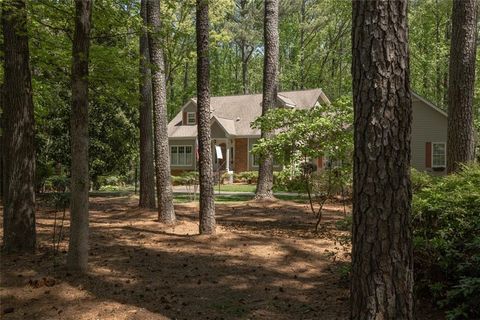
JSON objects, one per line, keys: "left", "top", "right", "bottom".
{"left": 187, "top": 112, "right": 196, "bottom": 125}
{"left": 432, "top": 142, "right": 446, "bottom": 168}
{"left": 171, "top": 145, "right": 193, "bottom": 166}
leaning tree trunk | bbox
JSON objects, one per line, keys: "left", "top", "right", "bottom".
{"left": 146, "top": 0, "right": 175, "bottom": 224}
{"left": 196, "top": 0, "right": 216, "bottom": 235}
{"left": 1, "top": 0, "right": 36, "bottom": 253}
{"left": 255, "top": 0, "right": 279, "bottom": 200}
{"left": 446, "top": 0, "right": 477, "bottom": 173}
{"left": 138, "top": 0, "right": 156, "bottom": 209}
{"left": 351, "top": 0, "right": 413, "bottom": 319}
{"left": 67, "top": 0, "right": 92, "bottom": 273}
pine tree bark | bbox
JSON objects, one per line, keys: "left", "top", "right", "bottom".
{"left": 1, "top": 0, "right": 36, "bottom": 253}
{"left": 196, "top": 0, "right": 216, "bottom": 235}
{"left": 67, "top": 0, "right": 92, "bottom": 272}
{"left": 146, "top": 0, "right": 175, "bottom": 224}
{"left": 139, "top": 0, "right": 156, "bottom": 209}
{"left": 351, "top": 0, "right": 413, "bottom": 318}
{"left": 255, "top": 0, "right": 278, "bottom": 200}
{"left": 446, "top": 0, "right": 477, "bottom": 173}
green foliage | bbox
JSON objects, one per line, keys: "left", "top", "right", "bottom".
{"left": 234, "top": 171, "right": 258, "bottom": 184}
{"left": 172, "top": 171, "right": 199, "bottom": 186}
{"left": 411, "top": 167, "right": 434, "bottom": 192}
{"left": 251, "top": 97, "right": 353, "bottom": 164}
{"left": 273, "top": 167, "right": 307, "bottom": 192}
{"left": 413, "top": 165, "right": 480, "bottom": 319}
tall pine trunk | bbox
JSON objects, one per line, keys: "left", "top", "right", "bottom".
{"left": 147, "top": 0, "right": 175, "bottom": 224}
{"left": 196, "top": 0, "right": 215, "bottom": 235}
{"left": 446, "top": 0, "right": 477, "bottom": 173}
{"left": 255, "top": 0, "right": 278, "bottom": 200}
{"left": 67, "top": 0, "right": 92, "bottom": 272}
{"left": 351, "top": 0, "right": 413, "bottom": 318}
{"left": 1, "top": 0, "right": 36, "bottom": 253}
{"left": 139, "top": 0, "right": 156, "bottom": 209}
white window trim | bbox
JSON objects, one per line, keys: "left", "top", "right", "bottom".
{"left": 186, "top": 112, "right": 196, "bottom": 125}
{"left": 432, "top": 142, "right": 446, "bottom": 168}
{"left": 170, "top": 145, "right": 194, "bottom": 166}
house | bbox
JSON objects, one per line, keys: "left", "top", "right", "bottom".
{"left": 167, "top": 89, "right": 448, "bottom": 176}
{"left": 411, "top": 92, "right": 448, "bottom": 174}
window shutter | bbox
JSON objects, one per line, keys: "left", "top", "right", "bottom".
{"left": 425, "top": 142, "right": 432, "bottom": 168}
{"left": 317, "top": 157, "right": 324, "bottom": 169}
{"left": 183, "top": 111, "right": 187, "bottom": 125}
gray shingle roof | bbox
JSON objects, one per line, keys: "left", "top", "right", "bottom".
{"left": 168, "top": 88, "right": 328, "bottom": 138}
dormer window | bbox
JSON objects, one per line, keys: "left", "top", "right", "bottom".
{"left": 187, "top": 112, "right": 196, "bottom": 125}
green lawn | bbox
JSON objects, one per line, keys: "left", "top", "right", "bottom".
{"left": 213, "top": 184, "right": 257, "bottom": 193}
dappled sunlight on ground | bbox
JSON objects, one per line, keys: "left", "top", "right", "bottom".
{"left": 1, "top": 196, "right": 440, "bottom": 319}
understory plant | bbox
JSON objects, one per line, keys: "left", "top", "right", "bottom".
{"left": 413, "top": 164, "right": 480, "bottom": 319}
{"left": 252, "top": 97, "right": 353, "bottom": 229}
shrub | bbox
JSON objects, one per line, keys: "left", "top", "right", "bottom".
{"left": 45, "top": 175, "right": 70, "bottom": 192}
{"left": 234, "top": 171, "right": 258, "bottom": 184}
{"left": 413, "top": 164, "right": 480, "bottom": 319}
{"left": 172, "top": 171, "right": 199, "bottom": 186}
{"left": 411, "top": 167, "right": 434, "bottom": 192}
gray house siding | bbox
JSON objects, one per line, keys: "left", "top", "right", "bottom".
{"left": 411, "top": 95, "right": 448, "bottom": 174}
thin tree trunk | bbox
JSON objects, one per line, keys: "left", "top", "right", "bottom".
{"left": 67, "top": 0, "right": 92, "bottom": 272}
{"left": 183, "top": 60, "right": 190, "bottom": 103}
{"left": 1, "top": 0, "right": 36, "bottom": 253}
{"left": 351, "top": 0, "right": 413, "bottom": 318}
{"left": 255, "top": 0, "right": 279, "bottom": 200}
{"left": 196, "top": 0, "right": 215, "bottom": 235}
{"left": 139, "top": 0, "right": 156, "bottom": 209}
{"left": 147, "top": 0, "right": 176, "bottom": 224}
{"left": 446, "top": 0, "right": 477, "bottom": 173}
{"left": 299, "top": 0, "right": 306, "bottom": 90}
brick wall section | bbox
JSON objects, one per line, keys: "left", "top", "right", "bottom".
{"left": 234, "top": 138, "right": 248, "bottom": 173}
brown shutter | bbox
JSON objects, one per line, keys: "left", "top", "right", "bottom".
{"left": 425, "top": 142, "right": 432, "bottom": 168}
{"left": 317, "top": 157, "right": 324, "bottom": 170}
{"left": 183, "top": 111, "right": 187, "bottom": 125}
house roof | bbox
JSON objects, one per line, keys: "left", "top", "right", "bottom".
{"left": 411, "top": 92, "right": 448, "bottom": 117}
{"left": 168, "top": 88, "right": 328, "bottom": 138}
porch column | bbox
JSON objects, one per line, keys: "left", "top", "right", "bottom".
{"left": 226, "top": 139, "right": 230, "bottom": 172}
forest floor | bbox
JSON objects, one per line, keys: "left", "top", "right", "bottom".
{"left": 1, "top": 195, "right": 442, "bottom": 320}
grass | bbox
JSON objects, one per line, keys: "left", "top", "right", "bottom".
{"left": 212, "top": 183, "right": 257, "bottom": 193}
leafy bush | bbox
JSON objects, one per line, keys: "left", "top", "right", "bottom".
{"left": 234, "top": 171, "right": 258, "bottom": 184}
{"left": 44, "top": 175, "right": 69, "bottom": 192}
{"left": 411, "top": 168, "right": 434, "bottom": 192}
{"left": 172, "top": 171, "right": 199, "bottom": 186}
{"left": 413, "top": 164, "right": 480, "bottom": 319}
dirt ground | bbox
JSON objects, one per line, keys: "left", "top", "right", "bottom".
{"left": 1, "top": 196, "right": 441, "bottom": 320}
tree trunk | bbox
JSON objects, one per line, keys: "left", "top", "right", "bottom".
{"left": 446, "top": 0, "right": 477, "bottom": 173}
{"left": 351, "top": 0, "right": 413, "bottom": 318}
{"left": 1, "top": 0, "right": 36, "bottom": 253}
{"left": 299, "top": 0, "right": 306, "bottom": 90}
{"left": 67, "top": 0, "right": 92, "bottom": 272}
{"left": 139, "top": 0, "right": 156, "bottom": 209}
{"left": 196, "top": 0, "right": 216, "bottom": 235}
{"left": 147, "top": 0, "right": 176, "bottom": 224}
{"left": 255, "top": 0, "right": 279, "bottom": 200}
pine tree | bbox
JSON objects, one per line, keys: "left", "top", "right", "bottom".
{"left": 67, "top": 0, "right": 93, "bottom": 272}
{"left": 446, "top": 0, "right": 477, "bottom": 173}
{"left": 139, "top": 0, "right": 156, "bottom": 209}
{"left": 351, "top": 0, "right": 413, "bottom": 318}
{"left": 1, "top": 0, "right": 36, "bottom": 253}
{"left": 147, "top": 0, "right": 176, "bottom": 224}
{"left": 196, "top": 0, "right": 216, "bottom": 234}
{"left": 255, "top": 0, "right": 279, "bottom": 200}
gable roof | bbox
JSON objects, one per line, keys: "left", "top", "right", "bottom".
{"left": 412, "top": 92, "right": 448, "bottom": 117}
{"left": 168, "top": 88, "right": 328, "bottom": 138}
